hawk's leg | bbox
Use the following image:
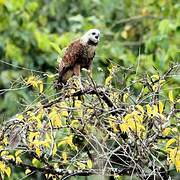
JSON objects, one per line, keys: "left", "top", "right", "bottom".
{"left": 73, "top": 64, "right": 83, "bottom": 90}
{"left": 86, "top": 60, "right": 93, "bottom": 78}
{"left": 87, "top": 66, "right": 92, "bottom": 78}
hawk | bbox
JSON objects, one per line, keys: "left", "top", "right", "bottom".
{"left": 57, "top": 29, "right": 100, "bottom": 89}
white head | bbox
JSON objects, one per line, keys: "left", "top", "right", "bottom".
{"left": 80, "top": 29, "right": 100, "bottom": 46}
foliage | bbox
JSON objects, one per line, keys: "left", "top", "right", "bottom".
{"left": 0, "top": 64, "right": 179, "bottom": 179}
{"left": 0, "top": 0, "right": 179, "bottom": 116}
{"left": 0, "top": 0, "right": 179, "bottom": 179}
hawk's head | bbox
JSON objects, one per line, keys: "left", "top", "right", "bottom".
{"left": 81, "top": 29, "right": 100, "bottom": 46}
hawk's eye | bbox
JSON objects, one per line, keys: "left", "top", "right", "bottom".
{"left": 92, "top": 32, "right": 96, "bottom": 35}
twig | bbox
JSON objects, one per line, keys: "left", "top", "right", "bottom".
{"left": 112, "top": 15, "right": 157, "bottom": 28}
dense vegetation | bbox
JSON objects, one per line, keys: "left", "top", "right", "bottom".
{"left": 0, "top": 0, "right": 179, "bottom": 179}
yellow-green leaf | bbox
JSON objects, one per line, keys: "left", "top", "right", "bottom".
{"left": 3, "top": 137, "right": 8, "bottom": 146}
{"left": 134, "top": 114, "right": 143, "bottom": 123}
{"left": 163, "top": 128, "right": 171, "bottom": 136}
{"left": 123, "top": 93, "right": 129, "bottom": 103}
{"left": 0, "top": 161, "right": 6, "bottom": 172}
{"left": 52, "top": 115, "right": 62, "bottom": 127}
{"left": 169, "top": 148, "right": 176, "bottom": 163}
{"left": 87, "top": 159, "right": 93, "bottom": 169}
{"left": 172, "top": 127, "right": 178, "bottom": 132}
{"left": 26, "top": 75, "right": 38, "bottom": 88}
{"left": 35, "top": 147, "right": 41, "bottom": 158}
{"left": 52, "top": 143, "right": 57, "bottom": 156}
{"left": 152, "top": 105, "right": 158, "bottom": 116}
{"left": 136, "top": 105, "right": 144, "bottom": 114}
{"left": 62, "top": 151, "right": 68, "bottom": 163}
{"left": 25, "top": 169, "right": 31, "bottom": 175}
{"left": 39, "top": 82, "right": 43, "bottom": 93}
{"left": 58, "top": 135, "right": 77, "bottom": 150}
{"left": 146, "top": 104, "right": 152, "bottom": 117}
{"left": 16, "top": 114, "right": 24, "bottom": 120}
{"left": 16, "top": 156, "right": 23, "bottom": 164}
{"left": 105, "top": 75, "right": 112, "bottom": 86}
{"left": 159, "top": 101, "right": 164, "bottom": 114}
{"left": 45, "top": 73, "right": 56, "bottom": 78}
{"left": 5, "top": 155, "right": 15, "bottom": 161}
{"left": 60, "top": 101, "right": 67, "bottom": 108}
{"left": 60, "top": 110, "right": 68, "bottom": 117}
{"left": 1, "top": 151, "right": 8, "bottom": 156}
{"left": 15, "top": 150, "right": 23, "bottom": 157}
{"left": 119, "top": 123, "right": 129, "bottom": 133}
{"left": 74, "top": 100, "right": 82, "bottom": 108}
{"left": 127, "top": 118, "right": 135, "bottom": 131}
{"left": 175, "top": 159, "right": 180, "bottom": 172}
{"left": 29, "top": 132, "right": 39, "bottom": 142}
{"left": 121, "top": 30, "right": 128, "bottom": 39}
{"left": 58, "top": 140, "right": 66, "bottom": 147}
{"left": 169, "top": 90, "right": 174, "bottom": 102}
{"left": 4, "top": 166, "right": 11, "bottom": 177}
{"left": 70, "top": 120, "right": 80, "bottom": 128}
{"left": 32, "top": 158, "right": 40, "bottom": 167}
{"left": 152, "top": 84, "right": 158, "bottom": 91}
{"left": 151, "top": 74, "right": 159, "bottom": 80}
{"left": 77, "top": 162, "right": 86, "bottom": 169}
{"left": 166, "top": 139, "right": 176, "bottom": 151}
{"left": 109, "top": 119, "right": 118, "bottom": 133}
{"left": 124, "top": 114, "right": 132, "bottom": 121}
{"left": 66, "top": 135, "right": 73, "bottom": 146}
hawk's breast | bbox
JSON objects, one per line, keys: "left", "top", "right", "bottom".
{"left": 87, "top": 45, "right": 96, "bottom": 58}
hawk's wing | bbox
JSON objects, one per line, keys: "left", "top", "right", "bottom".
{"left": 62, "top": 39, "right": 83, "bottom": 67}
{"left": 58, "top": 39, "right": 83, "bottom": 83}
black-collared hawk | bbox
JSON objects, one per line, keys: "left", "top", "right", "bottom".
{"left": 57, "top": 29, "right": 100, "bottom": 88}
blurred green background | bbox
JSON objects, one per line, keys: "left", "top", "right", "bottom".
{"left": 0, "top": 0, "right": 179, "bottom": 119}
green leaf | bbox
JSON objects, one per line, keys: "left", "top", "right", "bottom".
{"left": 158, "top": 19, "right": 171, "bottom": 34}
{"left": 50, "top": 42, "right": 62, "bottom": 55}
{"left": 34, "top": 30, "right": 51, "bottom": 52}
{"left": 5, "top": 0, "right": 25, "bottom": 11}
{"left": 5, "top": 43, "right": 24, "bottom": 65}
